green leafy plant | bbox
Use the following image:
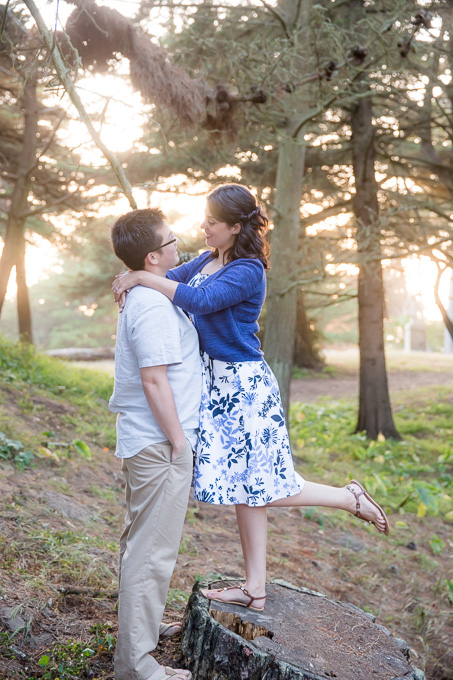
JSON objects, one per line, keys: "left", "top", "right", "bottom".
{"left": 429, "top": 535, "right": 446, "bottom": 555}
{"left": 73, "top": 439, "right": 92, "bottom": 459}
{"left": 447, "top": 579, "right": 453, "bottom": 605}
{"left": 289, "top": 395, "right": 453, "bottom": 519}
{"left": 166, "top": 588, "right": 190, "bottom": 609}
{"left": 36, "top": 625, "right": 115, "bottom": 679}
{"left": 0, "top": 432, "right": 34, "bottom": 469}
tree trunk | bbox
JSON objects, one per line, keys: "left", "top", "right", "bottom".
{"left": 263, "top": 0, "right": 311, "bottom": 419}
{"left": 16, "top": 231, "right": 33, "bottom": 343}
{"left": 0, "top": 235, "right": 19, "bottom": 316}
{"left": 181, "top": 578, "right": 423, "bottom": 680}
{"left": 264, "top": 130, "right": 306, "bottom": 418}
{"left": 293, "top": 291, "right": 324, "bottom": 369}
{"left": 0, "top": 71, "right": 38, "bottom": 345}
{"left": 351, "top": 83, "right": 400, "bottom": 440}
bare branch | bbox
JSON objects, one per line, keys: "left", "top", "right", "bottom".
{"left": 433, "top": 261, "right": 453, "bottom": 341}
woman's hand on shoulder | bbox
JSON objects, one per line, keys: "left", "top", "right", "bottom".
{"left": 112, "top": 270, "right": 142, "bottom": 312}
{"left": 113, "top": 270, "right": 142, "bottom": 297}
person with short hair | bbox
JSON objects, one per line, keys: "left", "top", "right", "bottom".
{"left": 110, "top": 208, "right": 198, "bottom": 680}
{"left": 113, "top": 185, "right": 389, "bottom": 616}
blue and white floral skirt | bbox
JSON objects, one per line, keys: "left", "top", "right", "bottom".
{"left": 193, "top": 352, "right": 305, "bottom": 506}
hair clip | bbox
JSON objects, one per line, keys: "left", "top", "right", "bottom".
{"left": 242, "top": 207, "right": 260, "bottom": 221}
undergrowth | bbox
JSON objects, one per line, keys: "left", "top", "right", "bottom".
{"left": 289, "top": 393, "right": 453, "bottom": 520}
{"left": 0, "top": 336, "right": 116, "bottom": 458}
{"left": 0, "top": 337, "right": 112, "bottom": 402}
{"left": 0, "top": 524, "right": 117, "bottom": 589}
{"left": 0, "top": 338, "right": 452, "bottom": 679}
{"left": 0, "top": 625, "right": 115, "bottom": 679}
{"left": 0, "top": 432, "right": 34, "bottom": 469}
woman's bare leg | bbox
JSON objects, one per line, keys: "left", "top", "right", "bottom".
{"left": 236, "top": 504, "right": 267, "bottom": 598}
{"left": 269, "top": 480, "right": 386, "bottom": 533}
{"left": 203, "top": 504, "right": 267, "bottom": 606}
{"left": 203, "top": 481, "right": 387, "bottom": 606}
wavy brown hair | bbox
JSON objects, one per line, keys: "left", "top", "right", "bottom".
{"left": 207, "top": 184, "right": 270, "bottom": 269}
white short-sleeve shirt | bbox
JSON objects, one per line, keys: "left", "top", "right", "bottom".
{"left": 109, "top": 285, "right": 202, "bottom": 458}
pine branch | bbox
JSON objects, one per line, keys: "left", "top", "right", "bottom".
{"left": 300, "top": 199, "right": 353, "bottom": 229}
{"left": 23, "top": 0, "right": 137, "bottom": 209}
{"left": 258, "top": 1, "right": 290, "bottom": 40}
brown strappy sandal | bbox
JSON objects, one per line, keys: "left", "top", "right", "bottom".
{"left": 201, "top": 585, "right": 267, "bottom": 611}
{"left": 346, "top": 479, "right": 390, "bottom": 535}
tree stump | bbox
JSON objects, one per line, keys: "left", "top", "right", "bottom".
{"left": 181, "top": 579, "right": 425, "bottom": 680}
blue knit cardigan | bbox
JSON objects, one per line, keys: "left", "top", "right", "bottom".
{"left": 166, "top": 251, "right": 266, "bottom": 361}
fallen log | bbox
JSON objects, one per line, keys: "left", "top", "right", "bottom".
{"left": 46, "top": 347, "right": 114, "bottom": 361}
{"left": 181, "top": 578, "right": 425, "bottom": 680}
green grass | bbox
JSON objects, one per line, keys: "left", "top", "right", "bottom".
{"left": 2, "top": 336, "right": 451, "bottom": 520}
{"left": 0, "top": 336, "right": 116, "bottom": 457}
{"left": 0, "top": 337, "right": 113, "bottom": 401}
{"left": 0, "top": 338, "right": 452, "bottom": 679}
{"left": 292, "top": 364, "right": 338, "bottom": 379}
{"left": 289, "top": 391, "right": 453, "bottom": 519}
{"left": 0, "top": 524, "right": 117, "bottom": 589}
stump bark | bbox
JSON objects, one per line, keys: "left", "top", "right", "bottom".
{"left": 181, "top": 579, "right": 425, "bottom": 680}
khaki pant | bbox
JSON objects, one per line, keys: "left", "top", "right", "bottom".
{"left": 114, "top": 439, "right": 193, "bottom": 680}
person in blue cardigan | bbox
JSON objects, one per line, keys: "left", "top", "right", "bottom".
{"left": 113, "top": 183, "right": 389, "bottom": 612}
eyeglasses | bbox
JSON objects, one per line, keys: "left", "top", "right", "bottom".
{"left": 152, "top": 234, "right": 177, "bottom": 251}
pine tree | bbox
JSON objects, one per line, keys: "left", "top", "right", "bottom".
{"left": 0, "top": 3, "right": 99, "bottom": 342}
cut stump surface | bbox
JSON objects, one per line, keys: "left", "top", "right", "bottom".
{"left": 181, "top": 579, "right": 425, "bottom": 680}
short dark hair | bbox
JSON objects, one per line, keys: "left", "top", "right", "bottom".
{"left": 111, "top": 208, "right": 167, "bottom": 270}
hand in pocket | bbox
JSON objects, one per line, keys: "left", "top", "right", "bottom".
{"left": 171, "top": 438, "right": 190, "bottom": 462}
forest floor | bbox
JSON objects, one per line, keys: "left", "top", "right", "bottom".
{"left": 76, "top": 349, "right": 453, "bottom": 401}
{"left": 291, "top": 350, "right": 453, "bottom": 402}
{"left": 0, "top": 341, "right": 452, "bottom": 680}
